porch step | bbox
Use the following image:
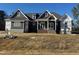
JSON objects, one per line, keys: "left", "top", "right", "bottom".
{"left": 37, "top": 29, "right": 56, "bottom": 33}
{"left": 48, "top": 30, "right": 56, "bottom": 33}
{"left": 37, "top": 29, "right": 48, "bottom": 33}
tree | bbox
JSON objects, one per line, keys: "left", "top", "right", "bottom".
{"left": 72, "top": 4, "right": 79, "bottom": 28}
{"left": 0, "top": 10, "right": 7, "bottom": 30}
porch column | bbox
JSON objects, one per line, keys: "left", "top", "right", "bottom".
{"left": 47, "top": 20, "right": 49, "bottom": 32}
{"left": 37, "top": 21, "right": 38, "bottom": 32}
{"left": 55, "top": 20, "right": 56, "bottom": 31}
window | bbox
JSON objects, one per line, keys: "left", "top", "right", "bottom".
{"left": 32, "top": 15, "right": 36, "bottom": 19}
{"left": 17, "top": 12, "right": 21, "bottom": 17}
{"left": 45, "top": 13, "right": 48, "bottom": 17}
{"left": 49, "top": 21, "right": 55, "bottom": 30}
{"left": 38, "top": 21, "right": 47, "bottom": 30}
{"left": 13, "top": 22, "right": 21, "bottom": 27}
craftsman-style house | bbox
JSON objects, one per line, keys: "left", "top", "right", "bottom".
{"left": 5, "top": 9, "right": 72, "bottom": 34}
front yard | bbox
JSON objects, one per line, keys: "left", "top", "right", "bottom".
{"left": 0, "top": 32, "right": 79, "bottom": 54}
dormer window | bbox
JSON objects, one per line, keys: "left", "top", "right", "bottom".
{"left": 17, "top": 12, "right": 20, "bottom": 17}
{"left": 45, "top": 13, "right": 48, "bottom": 17}
{"left": 32, "top": 15, "right": 36, "bottom": 19}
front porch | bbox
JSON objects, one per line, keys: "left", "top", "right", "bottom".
{"left": 36, "top": 19, "right": 57, "bottom": 33}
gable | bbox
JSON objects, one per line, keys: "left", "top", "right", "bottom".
{"left": 61, "top": 14, "right": 72, "bottom": 22}
{"left": 11, "top": 9, "right": 28, "bottom": 20}
{"left": 61, "top": 14, "right": 72, "bottom": 29}
{"left": 51, "top": 12, "right": 62, "bottom": 19}
{"left": 38, "top": 10, "right": 51, "bottom": 19}
{"left": 38, "top": 11, "right": 62, "bottom": 20}
{"left": 49, "top": 16, "right": 55, "bottom": 20}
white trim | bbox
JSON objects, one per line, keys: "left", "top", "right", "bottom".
{"left": 61, "top": 13, "right": 72, "bottom": 21}
{"left": 38, "top": 10, "right": 51, "bottom": 19}
{"left": 50, "top": 14, "right": 57, "bottom": 20}
{"left": 17, "top": 9, "right": 28, "bottom": 19}
{"left": 11, "top": 9, "right": 29, "bottom": 20}
{"left": 65, "top": 13, "right": 72, "bottom": 21}
{"left": 46, "top": 10, "right": 51, "bottom": 15}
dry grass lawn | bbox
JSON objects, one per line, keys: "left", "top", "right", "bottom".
{"left": 0, "top": 32, "right": 79, "bottom": 54}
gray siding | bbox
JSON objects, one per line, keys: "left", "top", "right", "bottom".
{"left": 24, "top": 21, "right": 29, "bottom": 32}
{"left": 11, "top": 21, "right": 24, "bottom": 29}
{"left": 11, "top": 20, "right": 25, "bottom": 32}
{"left": 11, "top": 29, "right": 24, "bottom": 32}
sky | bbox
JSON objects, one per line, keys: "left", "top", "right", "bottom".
{"left": 0, "top": 3, "right": 77, "bottom": 18}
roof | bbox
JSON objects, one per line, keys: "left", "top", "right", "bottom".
{"left": 38, "top": 10, "right": 62, "bottom": 19}
{"left": 38, "top": 10, "right": 51, "bottom": 19}
{"left": 25, "top": 13, "right": 41, "bottom": 20}
{"left": 51, "top": 12, "right": 62, "bottom": 19}
{"left": 61, "top": 13, "right": 72, "bottom": 21}
{"left": 61, "top": 14, "right": 67, "bottom": 20}
{"left": 7, "top": 9, "right": 69, "bottom": 21}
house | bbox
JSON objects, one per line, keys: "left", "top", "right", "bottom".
{"left": 35, "top": 10, "right": 62, "bottom": 33}
{"left": 5, "top": 9, "right": 29, "bottom": 33}
{"left": 5, "top": 9, "right": 72, "bottom": 34}
{"left": 61, "top": 14, "right": 72, "bottom": 34}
